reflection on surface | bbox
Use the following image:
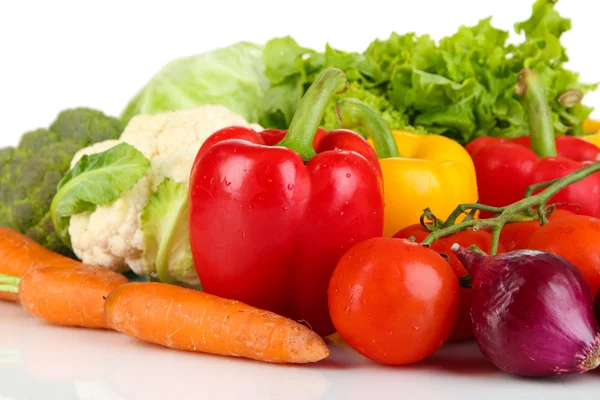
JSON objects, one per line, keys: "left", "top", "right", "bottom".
{"left": 0, "top": 369, "right": 79, "bottom": 400}
{"left": 104, "top": 339, "right": 331, "bottom": 399}
{"left": 2, "top": 302, "right": 600, "bottom": 400}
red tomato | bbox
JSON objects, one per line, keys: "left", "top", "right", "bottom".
{"left": 527, "top": 215, "right": 600, "bottom": 298}
{"left": 498, "top": 209, "right": 574, "bottom": 252}
{"left": 328, "top": 237, "right": 459, "bottom": 365}
{"left": 394, "top": 224, "right": 503, "bottom": 341}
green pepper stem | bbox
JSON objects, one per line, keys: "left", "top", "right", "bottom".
{"left": 0, "top": 274, "right": 20, "bottom": 294}
{"left": 335, "top": 98, "right": 401, "bottom": 158}
{"left": 422, "top": 160, "right": 600, "bottom": 254}
{"left": 278, "top": 68, "right": 348, "bottom": 161}
{"left": 516, "top": 69, "right": 557, "bottom": 158}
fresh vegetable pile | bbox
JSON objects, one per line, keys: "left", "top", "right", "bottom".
{"left": 50, "top": 105, "right": 262, "bottom": 285}
{"left": 3, "top": 0, "right": 600, "bottom": 381}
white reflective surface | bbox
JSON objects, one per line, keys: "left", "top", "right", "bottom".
{"left": 2, "top": 302, "right": 600, "bottom": 400}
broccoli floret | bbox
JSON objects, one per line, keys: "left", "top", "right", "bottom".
{"left": 50, "top": 108, "right": 124, "bottom": 146}
{"left": 0, "top": 148, "right": 14, "bottom": 204}
{"left": 18, "top": 129, "right": 59, "bottom": 152}
{"left": 0, "top": 147, "right": 14, "bottom": 164}
{"left": 0, "top": 108, "right": 124, "bottom": 256}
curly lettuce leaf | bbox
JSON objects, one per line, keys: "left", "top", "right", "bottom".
{"left": 260, "top": 0, "right": 596, "bottom": 143}
{"left": 321, "top": 82, "right": 411, "bottom": 132}
{"left": 140, "top": 178, "right": 199, "bottom": 287}
{"left": 50, "top": 143, "right": 151, "bottom": 247}
{"left": 515, "top": 0, "right": 571, "bottom": 40}
{"left": 260, "top": 38, "right": 408, "bottom": 131}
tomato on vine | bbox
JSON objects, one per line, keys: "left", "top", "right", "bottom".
{"left": 328, "top": 238, "right": 459, "bottom": 365}
{"left": 497, "top": 208, "right": 573, "bottom": 251}
{"left": 527, "top": 214, "right": 600, "bottom": 298}
{"left": 394, "top": 225, "right": 504, "bottom": 341}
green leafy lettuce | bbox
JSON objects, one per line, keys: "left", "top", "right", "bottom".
{"left": 260, "top": 0, "right": 596, "bottom": 144}
{"left": 50, "top": 143, "right": 151, "bottom": 246}
{"left": 121, "top": 42, "right": 269, "bottom": 125}
{"left": 140, "top": 178, "right": 199, "bottom": 287}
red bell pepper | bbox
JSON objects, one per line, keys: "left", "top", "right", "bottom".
{"left": 188, "top": 68, "right": 386, "bottom": 336}
{"left": 466, "top": 135, "right": 600, "bottom": 163}
{"left": 259, "top": 127, "right": 328, "bottom": 148}
{"left": 465, "top": 69, "right": 600, "bottom": 219}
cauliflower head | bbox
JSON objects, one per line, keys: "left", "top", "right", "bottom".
{"left": 68, "top": 105, "right": 262, "bottom": 281}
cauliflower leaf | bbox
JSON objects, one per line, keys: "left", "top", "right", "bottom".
{"left": 140, "top": 178, "right": 200, "bottom": 287}
{"left": 50, "top": 143, "right": 151, "bottom": 247}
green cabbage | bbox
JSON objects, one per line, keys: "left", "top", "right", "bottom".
{"left": 121, "top": 42, "right": 268, "bottom": 125}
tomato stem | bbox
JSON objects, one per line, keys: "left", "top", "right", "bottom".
{"left": 459, "top": 274, "right": 472, "bottom": 289}
{"left": 468, "top": 245, "right": 487, "bottom": 255}
{"left": 422, "top": 161, "right": 600, "bottom": 254}
{"left": 442, "top": 203, "right": 504, "bottom": 227}
{"left": 420, "top": 208, "right": 445, "bottom": 231}
{"left": 525, "top": 178, "right": 561, "bottom": 198}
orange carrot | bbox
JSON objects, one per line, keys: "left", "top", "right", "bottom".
{"left": 0, "top": 227, "right": 80, "bottom": 302}
{"left": 105, "top": 282, "right": 330, "bottom": 364}
{"left": 0, "top": 264, "right": 128, "bottom": 328}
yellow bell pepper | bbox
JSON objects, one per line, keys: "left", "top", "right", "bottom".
{"left": 583, "top": 133, "right": 600, "bottom": 148}
{"left": 381, "top": 131, "right": 479, "bottom": 236}
{"left": 583, "top": 119, "right": 600, "bottom": 134}
{"left": 582, "top": 119, "right": 600, "bottom": 147}
{"left": 336, "top": 99, "right": 479, "bottom": 237}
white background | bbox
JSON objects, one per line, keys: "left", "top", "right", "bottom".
{"left": 2, "top": 2, "right": 600, "bottom": 399}
{"left": 0, "top": 0, "right": 599, "bottom": 147}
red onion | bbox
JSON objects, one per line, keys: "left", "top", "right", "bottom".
{"left": 452, "top": 245, "right": 600, "bottom": 377}
{"left": 596, "top": 293, "right": 600, "bottom": 325}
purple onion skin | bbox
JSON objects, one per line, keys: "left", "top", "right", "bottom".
{"left": 452, "top": 245, "right": 600, "bottom": 377}
{"left": 596, "top": 292, "right": 600, "bottom": 325}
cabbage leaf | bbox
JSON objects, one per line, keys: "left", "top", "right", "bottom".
{"left": 121, "top": 42, "right": 268, "bottom": 125}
